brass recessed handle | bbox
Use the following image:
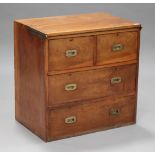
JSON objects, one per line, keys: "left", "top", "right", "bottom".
{"left": 65, "top": 116, "right": 76, "bottom": 124}
{"left": 111, "top": 77, "right": 122, "bottom": 84}
{"left": 109, "top": 108, "right": 120, "bottom": 116}
{"left": 65, "top": 83, "right": 77, "bottom": 91}
{"left": 112, "top": 44, "right": 123, "bottom": 51}
{"left": 65, "top": 50, "right": 78, "bottom": 57}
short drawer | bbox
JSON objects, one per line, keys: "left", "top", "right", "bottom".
{"left": 97, "top": 31, "right": 138, "bottom": 65}
{"left": 48, "top": 64, "right": 137, "bottom": 107}
{"left": 48, "top": 36, "right": 95, "bottom": 71}
{"left": 48, "top": 95, "right": 136, "bottom": 140}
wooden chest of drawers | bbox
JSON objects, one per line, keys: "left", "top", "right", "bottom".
{"left": 14, "top": 12, "right": 141, "bottom": 142}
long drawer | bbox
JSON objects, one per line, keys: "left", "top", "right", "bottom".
{"left": 47, "top": 95, "right": 136, "bottom": 141}
{"left": 48, "top": 64, "right": 137, "bottom": 107}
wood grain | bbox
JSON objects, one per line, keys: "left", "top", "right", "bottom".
{"left": 48, "top": 95, "right": 136, "bottom": 141}
{"left": 48, "top": 36, "right": 95, "bottom": 71}
{"left": 48, "top": 64, "right": 137, "bottom": 107}
{"left": 14, "top": 22, "right": 47, "bottom": 141}
{"left": 97, "top": 31, "right": 138, "bottom": 65}
{"left": 48, "top": 28, "right": 140, "bottom": 40}
{"left": 15, "top": 12, "right": 141, "bottom": 37}
{"left": 14, "top": 12, "right": 141, "bottom": 142}
{"left": 48, "top": 60, "right": 137, "bottom": 76}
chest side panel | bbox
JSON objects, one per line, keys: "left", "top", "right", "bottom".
{"left": 14, "top": 22, "right": 47, "bottom": 141}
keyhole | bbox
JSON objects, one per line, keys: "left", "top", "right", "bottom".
{"left": 115, "top": 109, "right": 119, "bottom": 114}
{"left": 69, "top": 38, "right": 73, "bottom": 41}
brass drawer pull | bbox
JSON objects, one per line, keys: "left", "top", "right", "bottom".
{"left": 65, "top": 83, "right": 77, "bottom": 91}
{"left": 112, "top": 44, "right": 123, "bottom": 51}
{"left": 65, "top": 116, "right": 76, "bottom": 124}
{"left": 109, "top": 108, "right": 120, "bottom": 116}
{"left": 111, "top": 77, "right": 122, "bottom": 84}
{"left": 65, "top": 50, "right": 78, "bottom": 57}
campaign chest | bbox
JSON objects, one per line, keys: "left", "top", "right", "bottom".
{"left": 14, "top": 12, "right": 141, "bottom": 141}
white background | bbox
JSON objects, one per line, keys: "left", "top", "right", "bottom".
{"left": 0, "top": 3, "right": 155, "bottom": 152}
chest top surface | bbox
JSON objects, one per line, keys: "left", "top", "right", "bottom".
{"left": 15, "top": 12, "right": 141, "bottom": 37}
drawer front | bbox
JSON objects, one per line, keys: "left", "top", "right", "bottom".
{"left": 48, "top": 64, "right": 137, "bottom": 107}
{"left": 48, "top": 95, "right": 136, "bottom": 140}
{"left": 48, "top": 36, "right": 95, "bottom": 71}
{"left": 97, "top": 31, "right": 138, "bottom": 65}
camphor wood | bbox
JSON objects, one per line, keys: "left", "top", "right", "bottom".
{"left": 48, "top": 95, "right": 136, "bottom": 140}
{"left": 48, "top": 36, "right": 96, "bottom": 71}
{"left": 15, "top": 12, "right": 140, "bottom": 37}
{"left": 48, "top": 64, "right": 137, "bottom": 107}
{"left": 97, "top": 31, "right": 138, "bottom": 65}
{"left": 14, "top": 12, "right": 141, "bottom": 141}
{"left": 14, "top": 23, "right": 47, "bottom": 140}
